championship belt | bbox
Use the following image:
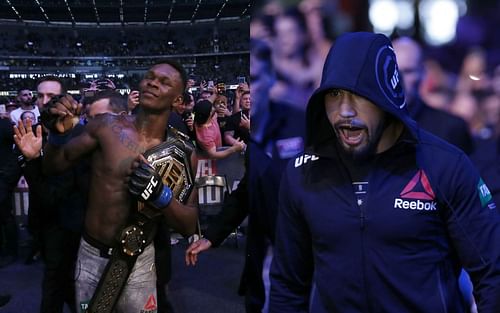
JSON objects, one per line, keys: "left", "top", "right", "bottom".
{"left": 87, "top": 214, "right": 155, "bottom": 313}
{"left": 87, "top": 127, "right": 195, "bottom": 313}
{"left": 137, "top": 127, "right": 195, "bottom": 219}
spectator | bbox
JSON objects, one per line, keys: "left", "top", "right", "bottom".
{"left": 269, "top": 8, "right": 316, "bottom": 109}
{"left": 10, "top": 88, "right": 38, "bottom": 126}
{"left": 127, "top": 90, "right": 140, "bottom": 113}
{"left": 224, "top": 91, "right": 251, "bottom": 146}
{"left": 393, "top": 37, "right": 474, "bottom": 154}
{"left": 456, "top": 47, "right": 491, "bottom": 96}
{"left": 34, "top": 76, "right": 66, "bottom": 109}
{"left": 5, "top": 101, "right": 19, "bottom": 115}
{"left": 0, "top": 115, "right": 21, "bottom": 268}
{"left": 193, "top": 99, "right": 245, "bottom": 160}
{"left": 168, "top": 90, "right": 190, "bottom": 136}
{"left": 84, "top": 90, "right": 128, "bottom": 122}
{"left": 232, "top": 82, "right": 250, "bottom": 113}
{"left": 184, "top": 92, "right": 195, "bottom": 112}
{"left": 15, "top": 76, "right": 82, "bottom": 313}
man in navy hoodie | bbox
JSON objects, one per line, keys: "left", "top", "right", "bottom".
{"left": 269, "top": 32, "right": 500, "bottom": 313}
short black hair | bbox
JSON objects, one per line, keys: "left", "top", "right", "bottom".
{"left": 17, "top": 88, "right": 31, "bottom": 95}
{"left": 154, "top": 59, "right": 187, "bottom": 92}
{"left": 182, "top": 91, "right": 193, "bottom": 104}
{"left": 193, "top": 100, "right": 213, "bottom": 125}
{"left": 89, "top": 89, "right": 127, "bottom": 114}
{"left": 35, "top": 75, "right": 67, "bottom": 94}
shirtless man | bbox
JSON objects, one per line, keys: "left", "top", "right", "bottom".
{"left": 15, "top": 61, "right": 197, "bottom": 312}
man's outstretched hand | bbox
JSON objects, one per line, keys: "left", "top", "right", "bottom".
{"left": 185, "top": 238, "right": 212, "bottom": 266}
{"left": 13, "top": 119, "right": 43, "bottom": 160}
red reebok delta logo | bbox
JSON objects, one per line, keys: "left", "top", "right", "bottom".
{"left": 400, "top": 169, "right": 435, "bottom": 200}
{"left": 143, "top": 294, "right": 157, "bottom": 311}
{"left": 394, "top": 170, "right": 437, "bottom": 211}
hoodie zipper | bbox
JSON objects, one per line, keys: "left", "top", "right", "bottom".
{"left": 360, "top": 205, "right": 366, "bottom": 229}
{"left": 354, "top": 180, "right": 369, "bottom": 311}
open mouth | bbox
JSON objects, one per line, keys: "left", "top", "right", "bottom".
{"left": 337, "top": 124, "right": 365, "bottom": 146}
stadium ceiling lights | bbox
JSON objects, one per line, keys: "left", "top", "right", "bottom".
{"left": 143, "top": 0, "right": 149, "bottom": 24}
{"left": 191, "top": 0, "right": 203, "bottom": 23}
{"left": 92, "top": 0, "right": 100, "bottom": 25}
{"left": 5, "top": 0, "right": 22, "bottom": 21}
{"left": 120, "top": 0, "right": 124, "bottom": 25}
{"left": 241, "top": 1, "right": 251, "bottom": 17}
{"left": 216, "top": 0, "right": 229, "bottom": 19}
{"left": 167, "top": 0, "right": 175, "bottom": 24}
{"left": 63, "top": 0, "right": 76, "bottom": 24}
{"left": 0, "top": 0, "right": 251, "bottom": 27}
{"left": 33, "top": 0, "right": 49, "bottom": 23}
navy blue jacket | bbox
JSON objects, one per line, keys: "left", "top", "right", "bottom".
{"left": 471, "top": 137, "right": 500, "bottom": 209}
{"left": 269, "top": 32, "right": 500, "bottom": 313}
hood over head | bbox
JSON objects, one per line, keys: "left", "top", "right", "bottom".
{"left": 306, "top": 32, "right": 418, "bottom": 151}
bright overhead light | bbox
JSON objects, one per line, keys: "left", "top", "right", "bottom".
{"left": 369, "top": 0, "right": 399, "bottom": 35}
{"left": 396, "top": 1, "right": 414, "bottom": 30}
{"left": 420, "top": 0, "right": 459, "bottom": 45}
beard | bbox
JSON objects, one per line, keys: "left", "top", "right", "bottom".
{"left": 334, "top": 114, "right": 390, "bottom": 163}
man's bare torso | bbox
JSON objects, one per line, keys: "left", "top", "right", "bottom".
{"left": 84, "top": 114, "right": 164, "bottom": 246}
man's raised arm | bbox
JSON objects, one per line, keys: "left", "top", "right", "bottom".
{"left": 40, "top": 95, "right": 98, "bottom": 174}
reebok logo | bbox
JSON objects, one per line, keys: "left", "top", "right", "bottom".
{"left": 394, "top": 198, "right": 437, "bottom": 211}
{"left": 140, "top": 294, "right": 157, "bottom": 313}
{"left": 400, "top": 169, "right": 435, "bottom": 200}
{"left": 394, "top": 170, "right": 437, "bottom": 211}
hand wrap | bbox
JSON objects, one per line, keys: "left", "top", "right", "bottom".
{"left": 40, "top": 95, "right": 79, "bottom": 134}
{"left": 128, "top": 162, "right": 173, "bottom": 209}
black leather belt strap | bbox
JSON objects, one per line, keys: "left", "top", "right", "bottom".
{"left": 86, "top": 212, "right": 159, "bottom": 313}
{"left": 82, "top": 232, "right": 113, "bottom": 259}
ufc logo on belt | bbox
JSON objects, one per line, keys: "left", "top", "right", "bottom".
{"left": 141, "top": 176, "right": 158, "bottom": 201}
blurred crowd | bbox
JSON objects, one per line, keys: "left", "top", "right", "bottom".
{"left": 0, "top": 23, "right": 248, "bottom": 57}
{"left": 0, "top": 54, "right": 249, "bottom": 91}
{"left": 252, "top": 0, "right": 500, "bottom": 143}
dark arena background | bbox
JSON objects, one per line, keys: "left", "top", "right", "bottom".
{"left": 0, "top": 0, "right": 250, "bottom": 100}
